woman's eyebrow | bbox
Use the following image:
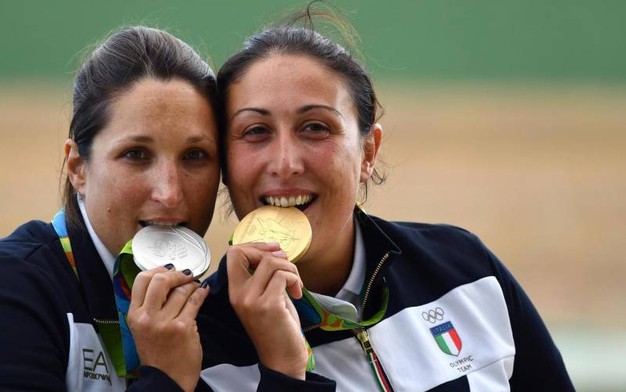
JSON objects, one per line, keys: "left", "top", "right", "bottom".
{"left": 185, "top": 134, "right": 212, "bottom": 144}
{"left": 230, "top": 107, "right": 270, "bottom": 120}
{"left": 230, "top": 104, "right": 342, "bottom": 120}
{"left": 114, "top": 135, "right": 154, "bottom": 144}
{"left": 298, "top": 104, "right": 342, "bottom": 117}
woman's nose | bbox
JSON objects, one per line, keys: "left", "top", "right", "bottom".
{"left": 268, "top": 133, "right": 304, "bottom": 179}
{"left": 152, "top": 162, "right": 184, "bottom": 207}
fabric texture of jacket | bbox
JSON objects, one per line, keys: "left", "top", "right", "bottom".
{"left": 197, "top": 209, "right": 574, "bottom": 391}
{"left": 0, "top": 212, "right": 192, "bottom": 392}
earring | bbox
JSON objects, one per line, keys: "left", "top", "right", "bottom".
{"left": 356, "top": 185, "right": 367, "bottom": 207}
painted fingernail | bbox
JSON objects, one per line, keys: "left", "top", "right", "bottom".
{"left": 164, "top": 263, "right": 175, "bottom": 270}
{"left": 200, "top": 278, "right": 210, "bottom": 289}
{"left": 182, "top": 269, "right": 192, "bottom": 276}
{"left": 193, "top": 278, "right": 201, "bottom": 284}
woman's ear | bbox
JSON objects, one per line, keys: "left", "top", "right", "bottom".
{"left": 360, "top": 123, "right": 383, "bottom": 182}
{"left": 64, "top": 139, "right": 87, "bottom": 196}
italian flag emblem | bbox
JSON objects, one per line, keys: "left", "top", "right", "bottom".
{"left": 430, "top": 321, "right": 462, "bottom": 356}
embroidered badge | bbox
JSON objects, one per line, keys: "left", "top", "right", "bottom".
{"left": 430, "top": 321, "right": 462, "bottom": 356}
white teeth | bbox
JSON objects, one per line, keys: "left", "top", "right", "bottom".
{"left": 264, "top": 195, "right": 312, "bottom": 207}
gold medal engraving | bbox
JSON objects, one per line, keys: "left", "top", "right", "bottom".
{"left": 232, "top": 206, "right": 312, "bottom": 263}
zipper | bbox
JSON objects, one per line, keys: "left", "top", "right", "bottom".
{"left": 352, "top": 251, "right": 394, "bottom": 391}
{"left": 303, "top": 249, "right": 395, "bottom": 390}
{"left": 360, "top": 252, "right": 390, "bottom": 313}
{"left": 354, "top": 327, "right": 394, "bottom": 392}
{"left": 93, "top": 318, "right": 120, "bottom": 325}
{"left": 302, "top": 251, "right": 391, "bottom": 333}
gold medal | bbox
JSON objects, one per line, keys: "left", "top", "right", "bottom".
{"left": 232, "top": 205, "right": 312, "bottom": 263}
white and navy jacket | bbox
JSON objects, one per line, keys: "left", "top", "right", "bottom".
{"left": 0, "top": 212, "right": 196, "bottom": 391}
{"left": 197, "top": 209, "right": 574, "bottom": 391}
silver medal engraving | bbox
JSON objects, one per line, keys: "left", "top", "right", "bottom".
{"left": 131, "top": 226, "right": 211, "bottom": 277}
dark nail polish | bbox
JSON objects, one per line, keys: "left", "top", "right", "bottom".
{"left": 193, "top": 278, "right": 201, "bottom": 284}
{"left": 164, "top": 263, "right": 175, "bottom": 270}
{"left": 200, "top": 279, "right": 210, "bottom": 289}
{"left": 182, "top": 269, "right": 192, "bottom": 276}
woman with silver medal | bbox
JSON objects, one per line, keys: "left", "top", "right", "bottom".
{"left": 0, "top": 26, "right": 219, "bottom": 391}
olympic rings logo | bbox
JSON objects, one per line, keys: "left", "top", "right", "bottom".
{"left": 422, "top": 307, "right": 445, "bottom": 323}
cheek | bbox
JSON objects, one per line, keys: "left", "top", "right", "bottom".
{"left": 85, "top": 167, "right": 125, "bottom": 202}
{"left": 322, "top": 144, "right": 363, "bottom": 185}
{"left": 109, "top": 181, "right": 145, "bottom": 211}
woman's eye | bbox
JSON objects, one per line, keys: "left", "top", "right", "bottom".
{"left": 241, "top": 125, "right": 270, "bottom": 140}
{"left": 184, "top": 149, "right": 208, "bottom": 161}
{"left": 302, "top": 122, "right": 331, "bottom": 136}
{"left": 123, "top": 149, "right": 149, "bottom": 160}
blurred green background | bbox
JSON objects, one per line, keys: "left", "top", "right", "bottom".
{"left": 2, "top": 1, "right": 625, "bottom": 390}
{"left": 2, "top": 0, "right": 626, "bottom": 82}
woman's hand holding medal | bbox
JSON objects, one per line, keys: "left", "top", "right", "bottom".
{"left": 127, "top": 226, "right": 212, "bottom": 392}
{"left": 128, "top": 265, "right": 208, "bottom": 392}
{"left": 227, "top": 206, "right": 312, "bottom": 380}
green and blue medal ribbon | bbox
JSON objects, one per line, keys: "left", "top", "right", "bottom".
{"left": 292, "top": 286, "right": 389, "bottom": 371}
{"left": 294, "top": 287, "right": 388, "bottom": 331}
{"left": 112, "top": 241, "right": 142, "bottom": 376}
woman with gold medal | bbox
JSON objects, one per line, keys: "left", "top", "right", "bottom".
{"left": 197, "top": 3, "right": 574, "bottom": 391}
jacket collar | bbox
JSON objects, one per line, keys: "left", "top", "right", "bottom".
{"left": 67, "top": 207, "right": 118, "bottom": 321}
{"left": 355, "top": 207, "right": 401, "bottom": 270}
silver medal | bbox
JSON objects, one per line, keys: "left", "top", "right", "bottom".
{"left": 131, "top": 225, "right": 211, "bottom": 277}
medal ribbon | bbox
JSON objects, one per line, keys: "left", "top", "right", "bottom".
{"left": 294, "top": 288, "right": 388, "bottom": 331}
{"left": 112, "top": 241, "right": 142, "bottom": 377}
{"left": 292, "top": 286, "right": 389, "bottom": 371}
{"left": 52, "top": 209, "right": 141, "bottom": 378}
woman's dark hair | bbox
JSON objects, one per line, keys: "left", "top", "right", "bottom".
{"left": 62, "top": 26, "right": 217, "bottom": 226}
{"left": 217, "top": 3, "right": 386, "bottom": 201}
